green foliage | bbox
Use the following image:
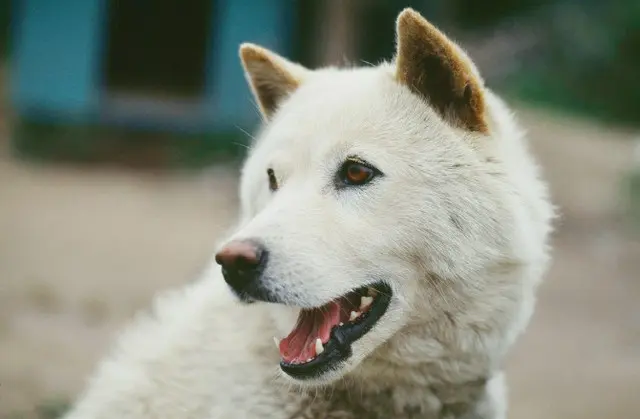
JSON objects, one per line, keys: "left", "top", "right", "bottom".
{"left": 452, "top": 0, "right": 541, "bottom": 29}
{"left": 34, "top": 400, "right": 70, "bottom": 419}
{"left": 0, "top": 0, "right": 9, "bottom": 58}
{"left": 507, "top": 0, "right": 640, "bottom": 127}
{"left": 627, "top": 168, "right": 640, "bottom": 231}
{"left": 8, "top": 399, "right": 70, "bottom": 419}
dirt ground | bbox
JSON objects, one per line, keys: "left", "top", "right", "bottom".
{"left": 0, "top": 106, "right": 639, "bottom": 418}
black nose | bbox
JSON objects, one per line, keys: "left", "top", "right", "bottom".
{"left": 215, "top": 239, "right": 267, "bottom": 292}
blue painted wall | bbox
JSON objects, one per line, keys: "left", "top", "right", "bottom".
{"left": 11, "top": 0, "right": 105, "bottom": 122}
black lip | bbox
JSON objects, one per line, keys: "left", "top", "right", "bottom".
{"left": 279, "top": 282, "right": 392, "bottom": 380}
{"left": 230, "top": 285, "right": 279, "bottom": 305}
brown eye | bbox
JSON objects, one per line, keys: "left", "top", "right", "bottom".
{"left": 338, "top": 159, "right": 381, "bottom": 186}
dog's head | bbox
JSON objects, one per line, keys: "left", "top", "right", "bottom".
{"left": 215, "top": 9, "right": 551, "bottom": 385}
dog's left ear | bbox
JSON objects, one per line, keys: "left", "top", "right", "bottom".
{"left": 395, "top": 9, "right": 489, "bottom": 134}
{"left": 239, "top": 43, "right": 309, "bottom": 120}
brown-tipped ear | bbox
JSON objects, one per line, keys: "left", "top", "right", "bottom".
{"left": 395, "top": 9, "right": 488, "bottom": 133}
{"left": 239, "top": 43, "right": 308, "bottom": 120}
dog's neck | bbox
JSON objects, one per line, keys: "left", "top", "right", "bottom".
{"left": 317, "top": 321, "right": 504, "bottom": 419}
{"left": 289, "top": 361, "right": 503, "bottom": 419}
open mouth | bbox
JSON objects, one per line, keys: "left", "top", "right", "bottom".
{"left": 276, "top": 282, "right": 392, "bottom": 379}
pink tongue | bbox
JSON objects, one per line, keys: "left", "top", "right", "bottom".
{"left": 279, "top": 301, "right": 341, "bottom": 364}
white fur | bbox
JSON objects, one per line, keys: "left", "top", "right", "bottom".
{"left": 63, "top": 20, "right": 554, "bottom": 419}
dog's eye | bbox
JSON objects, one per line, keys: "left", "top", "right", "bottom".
{"left": 337, "top": 159, "right": 380, "bottom": 186}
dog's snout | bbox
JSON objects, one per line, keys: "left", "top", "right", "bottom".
{"left": 215, "top": 240, "right": 267, "bottom": 292}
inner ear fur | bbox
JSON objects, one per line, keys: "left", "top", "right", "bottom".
{"left": 395, "top": 9, "right": 489, "bottom": 134}
{"left": 239, "top": 43, "right": 308, "bottom": 120}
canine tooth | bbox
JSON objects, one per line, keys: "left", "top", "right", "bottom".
{"left": 307, "top": 358, "right": 312, "bottom": 362}
{"left": 273, "top": 337, "right": 280, "bottom": 348}
{"left": 339, "top": 322, "right": 344, "bottom": 326}
{"left": 315, "top": 338, "right": 324, "bottom": 355}
{"left": 349, "top": 311, "right": 360, "bottom": 321}
{"left": 360, "top": 296, "right": 374, "bottom": 310}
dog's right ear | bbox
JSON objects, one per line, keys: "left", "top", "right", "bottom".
{"left": 239, "top": 43, "right": 308, "bottom": 120}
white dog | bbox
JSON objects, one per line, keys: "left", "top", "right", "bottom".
{"left": 63, "top": 8, "right": 553, "bottom": 419}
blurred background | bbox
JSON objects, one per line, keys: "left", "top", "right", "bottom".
{"left": 0, "top": 1, "right": 639, "bottom": 418}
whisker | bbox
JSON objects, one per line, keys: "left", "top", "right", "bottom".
{"left": 231, "top": 141, "right": 250, "bottom": 150}
{"left": 234, "top": 124, "right": 256, "bottom": 141}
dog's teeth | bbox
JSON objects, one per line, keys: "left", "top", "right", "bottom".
{"left": 273, "top": 337, "right": 280, "bottom": 349}
{"left": 307, "top": 358, "right": 312, "bottom": 362}
{"left": 360, "top": 296, "right": 373, "bottom": 311}
{"left": 315, "top": 338, "right": 324, "bottom": 355}
{"left": 349, "top": 311, "right": 360, "bottom": 321}
{"left": 339, "top": 322, "right": 344, "bottom": 326}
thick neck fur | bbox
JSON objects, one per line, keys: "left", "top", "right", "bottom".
{"left": 348, "top": 326, "right": 505, "bottom": 419}
{"left": 291, "top": 263, "right": 534, "bottom": 418}
{"left": 277, "top": 319, "right": 506, "bottom": 419}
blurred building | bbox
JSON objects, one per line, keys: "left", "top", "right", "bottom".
{"left": 10, "top": 0, "right": 292, "bottom": 134}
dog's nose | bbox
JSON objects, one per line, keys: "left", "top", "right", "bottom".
{"left": 215, "top": 240, "right": 267, "bottom": 291}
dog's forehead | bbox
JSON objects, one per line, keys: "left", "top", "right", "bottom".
{"left": 252, "top": 66, "right": 449, "bottom": 166}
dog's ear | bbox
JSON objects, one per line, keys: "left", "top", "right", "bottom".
{"left": 239, "top": 43, "right": 308, "bottom": 120}
{"left": 395, "top": 9, "right": 488, "bottom": 133}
